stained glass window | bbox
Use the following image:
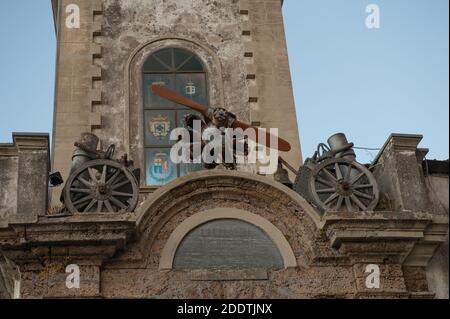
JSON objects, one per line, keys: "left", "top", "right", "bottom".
{"left": 143, "top": 48, "right": 207, "bottom": 186}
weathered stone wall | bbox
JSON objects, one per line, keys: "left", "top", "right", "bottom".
{"left": 0, "top": 156, "right": 18, "bottom": 227}
{"left": 372, "top": 134, "right": 449, "bottom": 299}
{"left": 51, "top": 0, "right": 302, "bottom": 200}
{"left": 427, "top": 234, "right": 449, "bottom": 299}
{"left": 1, "top": 170, "right": 441, "bottom": 299}
{"left": 426, "top": 175, "right": 449, "bottom": 213}
{"left": 0, "top": 134, "right": 50, "bottom": 226}
{"left": 100, "top": 0, "right": 247, "bottom": 153}
{"left": 96, "top": 173, "right": 409, "bottom": 299}
{"left": 425, "top": 173, "right": 449, "bottom": 299}
{"left": 100, "top": 190, "right": 359, "bottom": 299}
{"left": 0, "top": 254, "right": 21, "bottom": 299}
{"left": 98, "top": 0, "right": 301, "bottom": 181}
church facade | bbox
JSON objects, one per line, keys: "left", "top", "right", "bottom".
{"left": 0, "top": 0, "right": 448, "bottom": 299}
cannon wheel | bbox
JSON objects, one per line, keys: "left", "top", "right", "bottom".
{"left": 309, "top": 158, "right": 379, "bottom": 212}
{"left": 64, "top": 159, "right": 139, "bottom": 213}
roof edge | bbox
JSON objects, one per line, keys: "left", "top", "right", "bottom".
{"left": 51, "top": 0, "right": 58, "bottom": 33}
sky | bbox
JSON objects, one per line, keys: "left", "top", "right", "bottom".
{"left": 0, "top": 0, "right": 448, "bottom": 164}
{"left": 284, "top": 0, "right": 449, "bottom": 162}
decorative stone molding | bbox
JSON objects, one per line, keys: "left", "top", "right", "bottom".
{"left": 374, "top": 134, "right": 423, "bottom": 160}
{"left": 89, "top": 0, "right": 103, "bottom": 131}
{"left": 322, "top": 211, "right": 430, "bottom": 263}
{"left": 13, "top": 133, "right": 49, "bottom": 152}
{"left": 1, "top": 209, "right": 131, "bottom": 298}
{"left": 0, "top": 133, "right": 48, "bottom": 158}
{"left": 321, "top": 211, "right": 448, "bottom": 268}
{"left": 136, "top": 170, "right": 322, "bottom": 228}
{"left": 0, "top": 213, "right": 135, "bottom": 265}
{"left": 135, "top": 170, "right": 323, "bottom": 266}
{"left": 239, "top": 0, "right": 260, "bottom": 124}
{"left": 0, "top": 144, "right": 17, "bottom": 157}
{"left": 0, "top": 168, "right": 447, "bottom": 298}
{"left": 403, "top": 215, "right": 448, "bottom": 266}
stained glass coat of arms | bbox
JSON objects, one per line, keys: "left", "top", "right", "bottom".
{"left": 143, "top": 48, "right": 207, "bottom": 186}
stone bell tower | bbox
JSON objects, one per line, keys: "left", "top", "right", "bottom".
{"left": 0, "top": 0, "right": 447, "bottom": 300}
{"left": 50, "top": 0, "right": 302, "bottom": 198}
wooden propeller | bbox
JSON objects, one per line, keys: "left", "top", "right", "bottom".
{"left": 151, "top": 84, "right": 291, "bottom": 152}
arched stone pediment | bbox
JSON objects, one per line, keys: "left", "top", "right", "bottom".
{"left": 135, "top": 170, "right": 323, "bottom": 267}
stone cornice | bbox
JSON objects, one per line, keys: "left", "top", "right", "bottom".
{"left": 0, "top": 133, "right": 49, "bottom": 157}
{"left": 0, "top": 213, "right": 136, "bottom": 264}
{"left": 373, "top": 133, "right": 423, "bottom": 165}
{"left": 13, "top": 133, "right": 49, "bottom": 151}
{"left": 0, "top": 143, "right": 17, "bottom": 157}
{"left": 321, "top": 211, "right": 448, "bottom": 265}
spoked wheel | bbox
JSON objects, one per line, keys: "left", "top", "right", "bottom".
{"left": 309, "top": 158, "right": 379, "bottom": 212}
{"left": 64, "top": 159, "right": 139, "bottom": 213}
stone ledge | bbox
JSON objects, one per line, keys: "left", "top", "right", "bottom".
{"left": 403, "top": 216, "right": 448, "bottom": 266}
{"left": 7, "top": 133, "right": 49, "bottom": 152}
{"left": 353, "top": 291, "right": 411, "bottom": 299}
{"left": 189, "top": 269, "right": 268, "bottom": 281}
{"left": 0, "top": 213, "right": 136, "bottom": 264}
{"left": 0, "top": 144, "right": 17, "bottom": 157}
{"left": 322, "top": 211, "right": 448, "bottom": 265}
{"left": 373, "top": 133, "right": 423, "bottom": 165}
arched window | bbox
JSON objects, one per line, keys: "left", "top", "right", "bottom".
{"left": 143, "top": 48, "right": 207, "bottom": 186}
